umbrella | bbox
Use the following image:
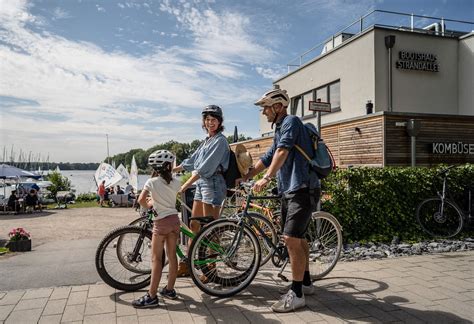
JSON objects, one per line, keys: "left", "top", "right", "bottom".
{"left": 0, "top": 164, "right": 41, "bottom": 179}
{"left": 233, "top": 126, "right": 239, "bottom": 143}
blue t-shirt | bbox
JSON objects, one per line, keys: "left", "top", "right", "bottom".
{"left": 181, "top": 132, "right": 230, "bottom": 179}
{"left": 261, "top": 115, "right": 320, "bottom": 194}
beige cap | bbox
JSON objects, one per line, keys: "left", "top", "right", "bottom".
{"left": 235, "top": 144, "right": 253, "bottom": 176}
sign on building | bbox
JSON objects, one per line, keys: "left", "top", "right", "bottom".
{"left": 309, "top": 101, "right": 331, "bottom": 112}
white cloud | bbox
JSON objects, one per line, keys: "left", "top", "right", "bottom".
{"left": 0, "top": 0, "right": 272, "bottom": 162}
{"left": 52, "top": 7, "right": 71, "bottom": 20}
{"left": 96, "top": 5, "right": 105, "bottom": 13}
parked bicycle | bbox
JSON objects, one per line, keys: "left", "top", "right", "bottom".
{"left": 187, "top": 182, "right": 343, "bottom": 297}
{"left": 416, "top": 165, "right": 473, "bottom": 238}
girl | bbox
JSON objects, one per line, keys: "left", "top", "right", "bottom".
{"left": 132, "top": 150, "right": 181, "bottom": 308}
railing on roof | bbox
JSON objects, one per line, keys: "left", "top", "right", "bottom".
{"left": 286, "top": 9, "right": 474, "bottom": 74}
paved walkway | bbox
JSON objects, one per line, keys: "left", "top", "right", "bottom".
{"left": 1, "top": 251, "right": 473, "bottom": 323}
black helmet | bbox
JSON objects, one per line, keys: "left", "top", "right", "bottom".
{"left": 202, "top": 105, "right": 223, "bottom": 118}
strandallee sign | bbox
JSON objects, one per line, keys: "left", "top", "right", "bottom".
{"left": 396, "top": 51, "right": 439, "bottom": 72}
{"left": 432, "top": 142, "right": 474, "bottom": 155}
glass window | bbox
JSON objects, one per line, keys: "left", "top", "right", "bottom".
{"left": 329, "top": 82, "right": 340, "bottom": 108}
{"left": 302, "top": 91, "right": 314, "bottom": 117}
{"left": 316, "top": 86, "right": 328, "bottom": 103}
{"left": 292, "top": 96, "right": 302, "bottom": 117}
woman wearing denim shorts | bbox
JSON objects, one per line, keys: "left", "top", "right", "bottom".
{"left": 173, "top": 105, "right": 229, "bottom": 276}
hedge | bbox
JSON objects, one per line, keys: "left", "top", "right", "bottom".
{"left": 321, "top": 164, "right": 473, "bottom": 242}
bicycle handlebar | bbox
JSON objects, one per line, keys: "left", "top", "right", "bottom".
{"left": 438, "top": 165, "right": 456, "bottom": 176}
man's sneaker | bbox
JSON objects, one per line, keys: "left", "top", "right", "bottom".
{"left": 278, "top": 283, "right": 315, "bottom": 295}
{"left": 271, "top": 289, "right": 306, "bottom": 313}
{"left": 132, "top": 293, "right": 159, "bottom": 308}
{"left": 159, "top": 287, "right": 177, "bottom": 300}
{"left": 176, "top": 261, "right": 190, "bottom": 277}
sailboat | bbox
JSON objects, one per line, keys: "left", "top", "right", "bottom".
{"left": 94, "top": 162, "right": 123, "bottom": 188}
{"left": 129, "top": 155, "right": 138, "bottom": 192}
{"left": 116, "top": 163, "right": 130, "bottom": 188}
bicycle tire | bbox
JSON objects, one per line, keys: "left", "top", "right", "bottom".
{"left": 416, "top": 198, "right": 464, "bottom": 238}
{"left": 187, "top": 219, "right": 261, "bottom": 298}
{"left": 95, "top": 225, "right": 152, "bottom": 291}
{"left": 241, "top": 212, "right": 278, "bottom": 266}
{"left": 306, "top": 211, "right": 343, "bottom": 280}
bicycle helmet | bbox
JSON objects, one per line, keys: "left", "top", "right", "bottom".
{"left": 254, "top": 89, "right": 289, "bottom": 107}
{"left": 202, "top": 105, "right": 223, "bottom": 118}
{"left": 148, "top": 150, "right": 175, "bottom": 168}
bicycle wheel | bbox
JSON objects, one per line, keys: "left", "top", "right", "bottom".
{"left": 416, "top": 198, "right": 464, "bottom": 238}
{"left": 243, "top": 212, "right": 278, "bottom": 266}
{"left": 188, "top": 219, "right": 261, "bottom": 298}
{"left": 95, "top": 226, "right": 152, "bottom": 291}
{"left": 306, "top": 211, "right": 342, "bottom": 280}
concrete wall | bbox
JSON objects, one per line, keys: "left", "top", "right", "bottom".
{"left": 458, "top": 33, "right": 474, "bottom": 115}
{"left": 263, "top": 30, "right": 376, "bottom": 135}
{"left": 374, "top": 29, "right": 459, "bottom": 115}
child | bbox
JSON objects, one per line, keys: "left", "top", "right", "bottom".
{"left": 132, "top": 150, "right": 181, "bottom": 308}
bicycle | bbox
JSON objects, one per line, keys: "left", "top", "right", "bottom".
{"left": 416, "top": 165, "right": 473, "bottom": 238}
{"left": 188, "top": 182, "right": 343, "bottom": 298}
{"left": 95, "top": 205, "right": 260, "bottom": 294}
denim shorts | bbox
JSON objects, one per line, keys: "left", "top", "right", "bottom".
{"left": 194, "top": 174, "right": 226, "bottom": 207}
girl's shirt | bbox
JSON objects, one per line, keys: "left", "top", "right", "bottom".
{"left": 181, "top": 132, "right": 229, "bottom": 179}
{"left": 143, "top": 176, "right": 181, "bottom": 220}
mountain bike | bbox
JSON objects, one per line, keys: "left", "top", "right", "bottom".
{"left": 416, "top": 165, "right": 473, "bottom": 238}
{"left": 188, "top": 182, "right": 343, "bottom": 298}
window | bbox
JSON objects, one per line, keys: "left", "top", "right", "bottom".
{"left": 290, "top": 80, "right": 341, "bottom": 119}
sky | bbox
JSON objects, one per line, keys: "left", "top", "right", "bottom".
{"left": 1, "top": 0, "right": 473, "bottom": 163}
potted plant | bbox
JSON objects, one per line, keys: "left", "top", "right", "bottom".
{"left": 7, "top": 227, "right": 32, "bottom": 252}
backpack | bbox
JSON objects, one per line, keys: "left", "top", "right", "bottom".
{"left": 223, "top": 148, "right": 242, "bottom": 190}
{"left": 294, "top": 123, "right": 335, "bottom": 179}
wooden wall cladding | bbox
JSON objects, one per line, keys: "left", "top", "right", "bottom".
{"left": 385, "top": 115, "right": 474, "bottom": 166}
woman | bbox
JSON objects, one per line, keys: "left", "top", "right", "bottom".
{"left": 173, "top": 105, "right": 229, "bottom": 276}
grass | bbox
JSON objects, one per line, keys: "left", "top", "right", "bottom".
{"left": 44, "top": 200, "right": 101, "bottom": 209}
{"left": 0, "top": 247, "right": 9, "bottom": 254}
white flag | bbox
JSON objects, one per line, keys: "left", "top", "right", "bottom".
{"left": 94, "top": 162, "right": 123, "bottom": 188}
{"left": 130, "top": 156, "right": 138, "bottom": 191}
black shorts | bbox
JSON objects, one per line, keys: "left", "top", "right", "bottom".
{"left": 280, "top": 187, "right": 321, "bottom": 239}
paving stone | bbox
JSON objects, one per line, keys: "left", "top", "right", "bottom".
{"left": 320, "top": 299, "right": 369, "bottom": 320}
{"left": 50, "top": 287, "right": 71, "bottom": 300}
{"left": 356, "top": 304, "right": 398, "bottom": 322}
{"left": 66, "top": 291, "right": 88, "bottom": 306}
{"left": 208, "top": 305, "right": 250, "bottom": 323}
{"left": 5, "top": 308, "right": 43, "bottom": 324}
{"left": 13, "top": 297, "right": 48, "bottom": 311}
{"left": 0, "top": 291, "right": 24, "bottom": 306}
{"left": 168, "top": 309, "right": 194, "bottom": 323}
{"left": 61, "top": 304, "right": 85, "bottom": 322}
{"left": 38, "top": 314, "right": 62, "bottom": 324}
{"left": 70, "top": 285, "right": 89, "bottom": 292}
{"left": 83, "top": 312, "right": 116, "bottom": 324}
{"left": 88, "top": 284, "right": 116, "bottom": 298}
{"left": 0, "top": 305, "right": 14, "bottom": 321}
{"left": 275, "top": 312, "right": 307, "bottom": 323}
{"left": 42, "top": 299, "right": 67, "bottom": 316}
{"left": 84, "top": 296, "right": 116, "bottom": 315}
{"left": 138, "top": 313, "right": 171, "bottom": 323}
{"left": 115, "top": 302, "right": 137, "bottom": 317}
{"left": 192, "top": 315, "right": 217, "bottom": 324}
{"left": 22, "top": 288, "right": 53, "bottom": 300}
{"left": 242, "top": 308, "right": 282, "bottom": 322}
{"left": 117, "top": 315, "right": 139, "bottom": 324}
{"left": 0, "top": 293, "right": 5, "bottom": 300}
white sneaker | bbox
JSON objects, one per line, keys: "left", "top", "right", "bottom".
{"left": 271, "top": 290, "right": 306, "bottom": 313}
{"left": 278, "top": 283, "right": 315, "bottom": 295}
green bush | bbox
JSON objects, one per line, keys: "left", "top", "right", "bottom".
{"left": 321, "top": 164, "right": 473, "bottom": 242}
{"left": 76, "top": 192, "right": 98, "bottom": 202}
{"left": 45, "top": 171, "right": 72, "bottom": 199}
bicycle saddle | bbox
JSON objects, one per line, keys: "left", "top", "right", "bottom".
{"left": 189, "top": 216, "right": 215, "bottom": 224}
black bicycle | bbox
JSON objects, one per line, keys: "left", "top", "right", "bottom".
{"left": 416, "top": 166, "right": 473, "bottom": 238}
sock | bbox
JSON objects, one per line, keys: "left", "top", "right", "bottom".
{"left": 291, "top": 281, "right": 303, "bottom": 298}
{"left": 303, "top": 271, "right": 311, "bottom": 286}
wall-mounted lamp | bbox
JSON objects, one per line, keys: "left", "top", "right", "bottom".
{"left": 355, "top": 127, "right": 362, "bottom": 133}
{"left": 255, "top": 144, "right": 260, "bottom": 148}
{"left": 366, "top": 100, "right": 373, "bottom": 114}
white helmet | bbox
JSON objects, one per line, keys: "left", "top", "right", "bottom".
{"left": 254, "top": 89, "right": 289, "bottom": 107}
{"left": 148, "top": 150, "right": 175, "bottom": 168}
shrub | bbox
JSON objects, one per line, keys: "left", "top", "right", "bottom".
{"left": 76, "top": 192, "right": 98, "bottom": 202}
{"left": 45, "top": 171, "right": 72, "bottom": 199}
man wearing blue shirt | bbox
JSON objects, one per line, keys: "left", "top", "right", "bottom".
{"left": 243, "top": 88, "right": 320, "bottom": 313}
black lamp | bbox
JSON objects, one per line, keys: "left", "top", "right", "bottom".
{"left": 385, "top": 35, "right": 396, "bottom": 49}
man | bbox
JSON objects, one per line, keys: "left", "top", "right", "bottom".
{"left": 97, "top": 180, "right": 106, "bottom": 207}
{"left": 242, "top": 88, "right": 320, "bottom": 312}
{"left": 124, "top": 182, "right": 133, "bottom": 195}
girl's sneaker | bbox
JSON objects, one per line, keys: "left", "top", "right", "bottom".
{"left": 159, "top": 287, "right": 177, "bottom": 300}
{"left": 132, "top": 293, "right": 159, "bottom": 308}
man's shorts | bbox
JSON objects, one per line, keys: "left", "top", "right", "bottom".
{"left": 153, "top": 214, "right": 180, "bottom": 235}
{"left": 194, "top": 174, "right": 226, "bottom": 207}
{"left": 281, "top": 187, "right": 321, "bottom": 239}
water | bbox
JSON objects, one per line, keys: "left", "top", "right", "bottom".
{"left": 60, "top": 170, "right": 150, "bottom": 194}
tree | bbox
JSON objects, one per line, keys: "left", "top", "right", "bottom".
{"left": 46, "top": 171, "right": 72, "bottom": 199}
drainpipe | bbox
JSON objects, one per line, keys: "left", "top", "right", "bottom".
{"left": 385, "top": 35, "right": 396, "bottom": 112}
{"left": 406, "top": 119, "right": 421, "bottom": 167}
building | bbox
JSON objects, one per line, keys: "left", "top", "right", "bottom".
{"left": 235, "top": 10, "right": 474, "bottom": 167}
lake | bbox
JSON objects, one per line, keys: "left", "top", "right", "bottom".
{"left": 60, "top": 170, "right": 151, "bottom": 194}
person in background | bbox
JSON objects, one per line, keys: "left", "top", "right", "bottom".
{"left": 7, "top": 190, "right": 20, "bottom": 213}
{"left": 25, "top": 189, "right": 42, "bottom": 212}
{"left": 116, "top": 185, "right": 124, "bottom": 195}
{"left": 132, "top": 150, "right": 181, "bottom": 308}
{"left": 172, "top": 105, "right": 229, "bottom": 277}
{"left": 242, "top": 88, "right": 320, "bottom": 313}
{"left": 97, "top": 180, "right": 106, "bottom": 207}
{"left": 124, "top": 182, "right": 133, "bottom": 195}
